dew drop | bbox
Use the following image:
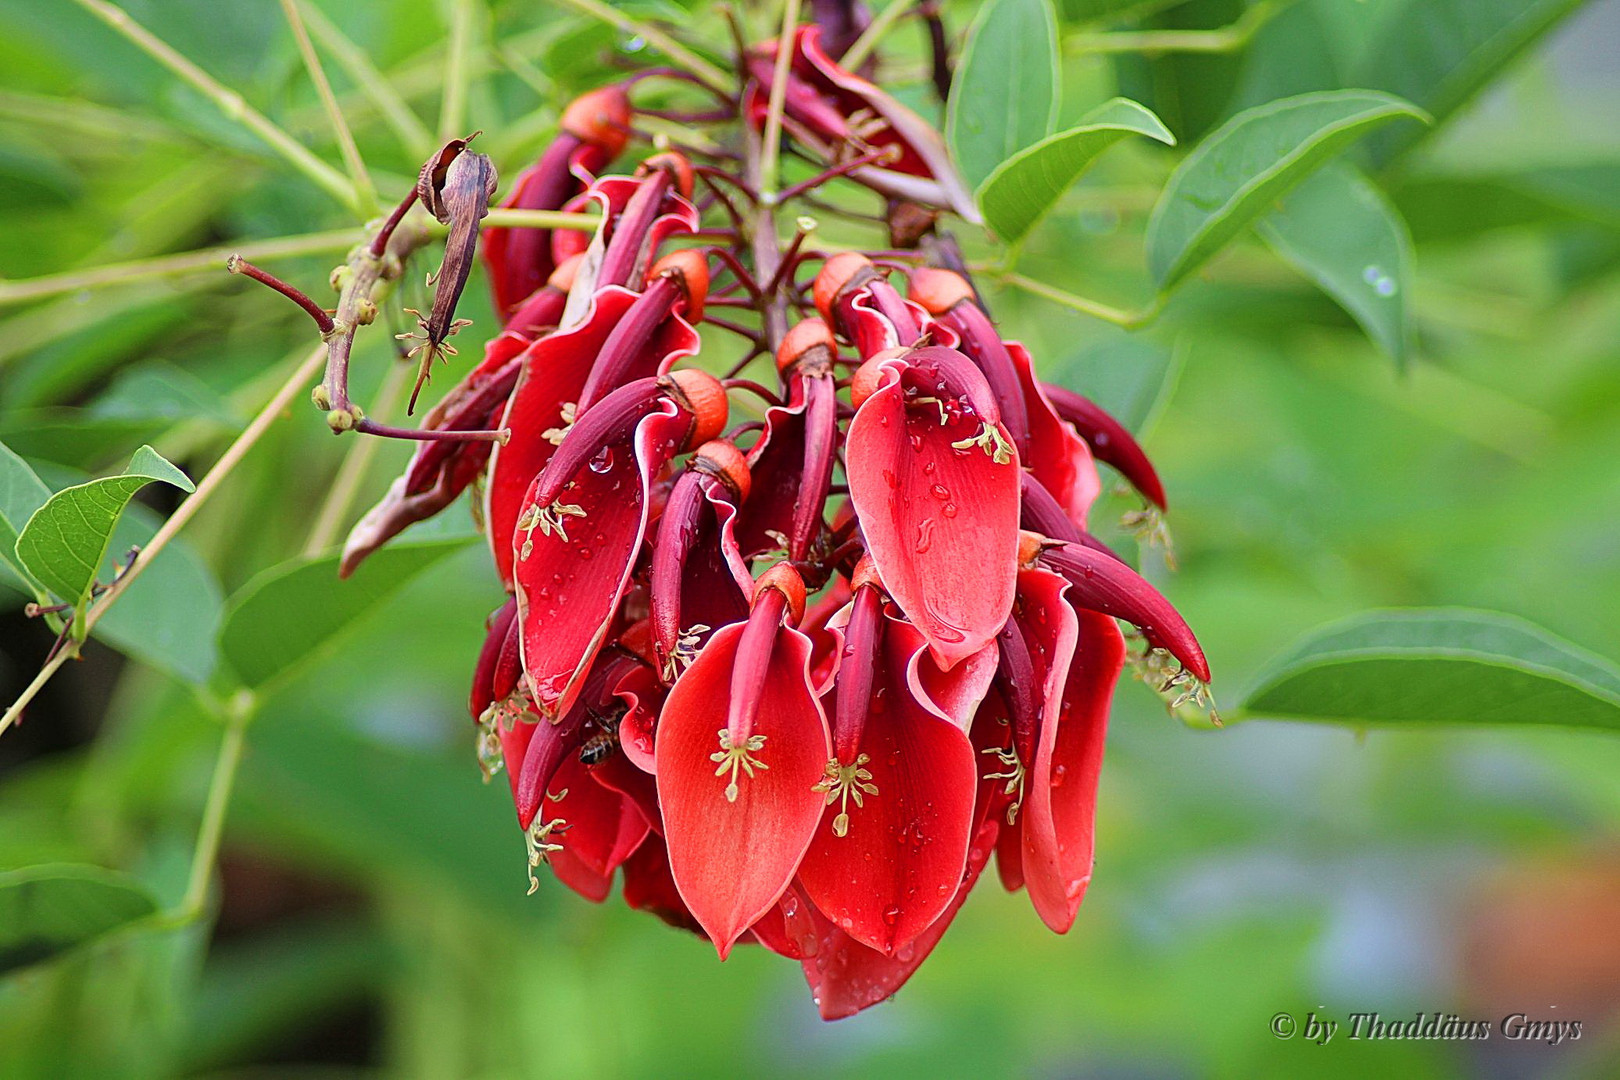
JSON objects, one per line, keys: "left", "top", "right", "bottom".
{"left": 914, "top": 518, "right": 935, "bottom": 554}
{"left": 941, "top": 502, "right": 958, "bottom": 518}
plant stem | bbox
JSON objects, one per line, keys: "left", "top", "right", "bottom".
{"left": 1066, "top": 0, "right": 1291, "bottom": 55}
{"left": 279, "top": 0, "right": 378, "bottom": 215}
{"left": 295, "top": 0, "right": 433, "bottom": 157}
{"left": 996, "top": 272, "right": 1161, "bottom": 329}
{"left": 840, "top": 0, "right": 914, "bottom": 72}
{"left": 553, "top": 0, "right": 731, "bottom": 94}
{"left": 759, "top": 0, "right": 802, "bottom": 202}
{"left": 71, "top": 0, "right": 361, "bottom": 213}
{"left": 0, "top": 343, "right": 328, "bottom": 741}
{"left": 0, "top": 229, "right": 360, "bottom": 308}
{"left": 178, "top": 692, "right": 256, "bottom": 919}
{"left": 481, "top": 207, "right": 600, "bottom": 230}
{"left": 440, "top": 0, "right": 479, "bottom": 140}
{"left": 303, "top": 361, "right": 410, "bottom": 556}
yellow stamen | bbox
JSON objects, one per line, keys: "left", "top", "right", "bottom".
{"left": 981, "top": 744, "right": 1026, "bottom": 825}
{"left": 710, "top": 729, "right": 768, "bottom": 802}
{"left": 812, "top": 754, "right": 878, "bottom": 837}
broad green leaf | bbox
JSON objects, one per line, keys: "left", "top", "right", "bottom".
{"left": 218, "top": 536, "right": 474, "bottom": 691}
{"left": 0, "top": 441, "right": 51, "bottom": 594}
{"left": 978, "top": 98, "right": 1175, "bottom": 244}
{"left": 13, "top": 445, "right": 194, "bottom": 622}
{"left": 946, "top": 0, "right": 1060, "bottom": 191}
{"left": 1257, "top": 163, "right": 1414, "bottom": 367}
{"left": 1146, "top": 90, "right": 1428, "bottom": 291}
{"left": 1355, "top": 0, "right": 1590, "bottom": 165}
{"left": 1238, "top": 609, "right": 1620, "bottom": 732}
{"left": 0, "top": 864, "right": 159, "bottom": 975}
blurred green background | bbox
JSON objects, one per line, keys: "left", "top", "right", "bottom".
{"left": 2, "top": 0, "right": 1620, "bottom": 1076}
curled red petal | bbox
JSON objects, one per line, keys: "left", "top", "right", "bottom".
{"left": 1022, "top": 601, "right": 1125, "bottom": 933}
{"left": 514, "top": 400, "right": 690, "bottom": 718}
{"left": 1007, "top": 341, "right": 1101, "bottom": 526}
{"left": 796, "top": 818, "right": 1000, "bottom": 1020}
{"left": 654, "top": 622, "right": 831, "bottom": 958}
{"left": 1042, "top": 382, "right": 1168, "bottom": 511}
{"left": 621, "top": 836, "right": 703, "bottom": 935}
{"left": 797, "top": 615, "right": 987, "bottom": 955}
{"left": 540, "top": 756, "right": 650, "bottom": 902}
{"left": 845, "top": 358, "right": 1020, "bottom": 669}
{"left": 485, "top": 288, "right": 639, "bottom": 587}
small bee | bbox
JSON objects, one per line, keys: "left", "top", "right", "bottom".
{"left": 578, "top": 707, "right": 624, "bottom": 765}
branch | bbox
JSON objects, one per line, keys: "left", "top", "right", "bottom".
{"left": 279, "top": 0, "right": 378, "bottom": 214}
{"left": 995, "top": 271, "right": 1161, "bottom": 329}
{"left": 841, "top": 0, "right": 914, "bottom": 73}
{"left": 71, "top": 0, "right": 362, "bottom": 213}
{"left": 553, "top": 0, "right": 731, "bottom": 94}
{"left": 0, "top": 229, "right": 359, "bottom": 308}
{"left": 294, "top": 0, "right": 433, "bottom": 157}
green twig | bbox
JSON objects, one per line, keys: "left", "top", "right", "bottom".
{"left": 279, "top": 0, "right": 378, "bottom": 213}
{"left": 71, "top": 0, "right": 361, "bottom": 212}
{"left": 841, "top": 0, "right": 914, "bottom": 72}
{"left": 759, "top": 0, "right": 803, "bottom": 202}
{"left": 1067, "top": 0, "right": 1291, "bottom": 55}
{"left": 295, "top": 0, "right": 433, "bottom": 157}
{"left": 996, "top": 271, "right": 1161, "bottom": 329}
{"left": 178, "top": 692, "right": 256, "bottom": 919}
{"left": 440, "top": 0, "right": 480, "bottom": 141}
{"left": 553, "top": 0, "right": 731, "bottom": 94}
{"left": 304, "top": 359, "right": 410, "bottom": 555}
{"left": 0, "top": 229, "right": 360, "bottom": 308}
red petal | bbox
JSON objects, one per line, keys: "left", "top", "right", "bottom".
{"left": 486, "top": 288, "right": 638, "bottom": 587}
{"left": 797, "top": 617, "right": 988, "bottom": 954}
{"left": 797, "top": 819, "right": 1000, "bottom": 1020}
{"left": 1008, "top": 341, "right": 1101, "bottom": 526}
{"left": 1022, "top": 603, "right": 1125, "bottom": 932}
{"left": 541, "top": 756, "right": 650, "bottom": 902}
{"left": 620, "top": 837, "right": 704, "bottom": 934}
{"left": 845, "top": 362, "right": 1020, "bottom": 669}
{"left": 514, "top": 400, "right": 688, "bottom": 718}
{"left": 654, "top": 622, "right": 831, "bottom": 958}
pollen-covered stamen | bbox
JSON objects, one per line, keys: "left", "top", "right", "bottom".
{"left": 1121, "top": 496, "right": 1178, "bottom": 571}
{"left": 1034, "top": 536, "right": 1211, "bottom": 684}
{"left": 541, "top": 401, "right": 577, "bottom": 446}
{"left": 812, "top": 753, "right": 877, "bottom": 837}
{"left": 1130, "top": 638, "right": 1220, "bottom": 726}
{"left": 663, "top": 623, "right": 710, "bottom": 682}
{"left": 981, "top": 743, "right": 1027, "bottom": 825}
{"left": 516, "top": 500, "right": 587, "bottom": 557}
{"left": 711, "top": 727, "right": 769, "bottom": 803}
{"left": 950, "top": 421, "right": 1016, "bottom": 465}
{"left": 910, "top": 267, "right": 1032, "bottom": 456}
{"left": 524, "top": 817, "right": 570, "bottom": 895}
{"left": 576, "top": 250, "right": 711, "bottom": 416}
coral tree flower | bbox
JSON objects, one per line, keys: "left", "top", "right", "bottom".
{"left": 340, "top": 21, "right": 1215, "bottom": 1021}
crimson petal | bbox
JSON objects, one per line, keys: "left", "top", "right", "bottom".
{"left": 654, "top": 621, "right": 831, "bottom": 958}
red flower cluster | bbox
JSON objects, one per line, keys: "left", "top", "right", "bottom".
{"left": 342, "top": 38, "right": 1210, "bottom": 1020}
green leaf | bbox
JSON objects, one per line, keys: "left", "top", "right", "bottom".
{"left": 0, "top": 440, "right": 52, "bottom": 594}
{"left": 1354, "top": 0, "right": 1590, "bottom": 165}
{"left": 1145, "top": 90, "right": 1429, "bottom": 292}
{"left": 1257, "top": 163, "right": 1415, "bottom": 367}
{"left": 946, "top": 0, "right": 1060, "bottom": 191}
{"left": 1238, "top": 609, "right": 1620, "bottom": 733}
{"left": 977, "top": 98, "right": 1175, "bottom": 245}
{"left": 13, "top": 445, "right": 194, "bottom": 622}
{"left": 218, "top": 536, "right": 475, "bottom": 692}
{"left": 0, "top": 864, "right": 160, "bottom": 975}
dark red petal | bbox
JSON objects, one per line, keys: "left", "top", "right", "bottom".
{"left": 797, "top": 819, "right": 1000, "bottom": 1020}
{"left": 621, "top": 836, "right": 703, "bottom": 935}
{"left": 797, "top": 617, "right": 988, "bottom": 954}
{"left": 514, "top": 400, "right": 690, "bottom": 718}
{"left": 1023, "top": 605, "right": 1125, "bottom": 933}
{"left": 654, "top": 622, "right": 831, "bottom": 958}
{"left": 486, "top": 288, "right": 639, "bottom": 587}
{"left": 469, "top": 598, "right": 519, "bottom": 721}
{"left": 1042, "top": 382, "right": 1168, "bottom": 511}
{"left": 541, "top": 756, "right": 650, "bottom": 902}
{"left": 1007, "top": 341, "right": 1101, "bottom": 526}
{"left": 845, "top": 359, "right": 1020, "bottom": 669}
